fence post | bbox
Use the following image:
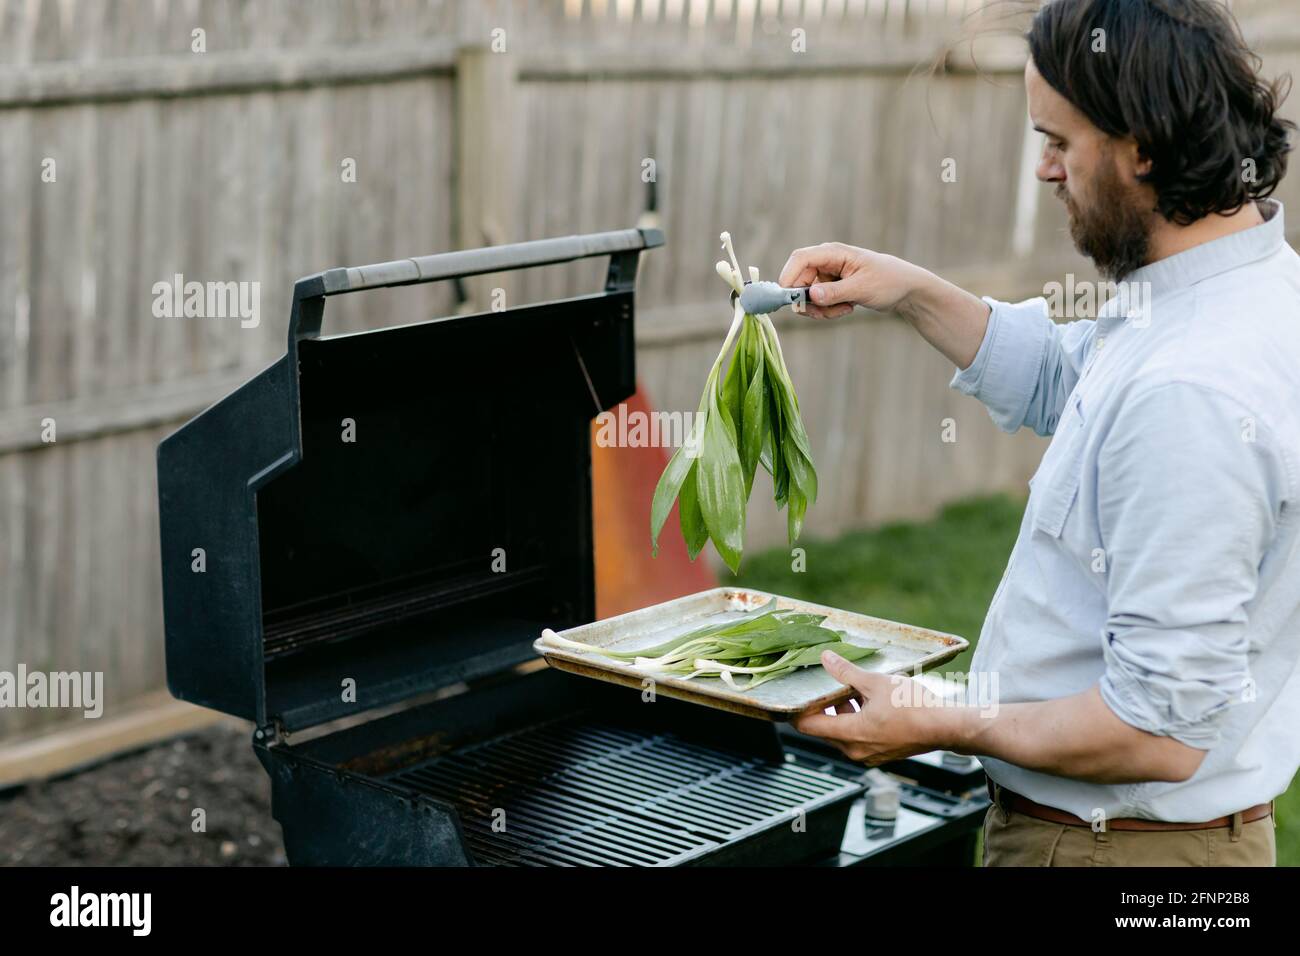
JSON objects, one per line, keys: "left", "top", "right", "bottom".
{"left": 454, "top": 0, "right": 519, "bottom": 312}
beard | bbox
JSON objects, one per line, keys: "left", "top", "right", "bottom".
{"left": 1056, "top": 155, "right": 1154, "bottom": 281}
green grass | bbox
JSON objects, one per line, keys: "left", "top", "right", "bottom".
{"left": 732, "top": 493, "right": 1299, "bottom": 866}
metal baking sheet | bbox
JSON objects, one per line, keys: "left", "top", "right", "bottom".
{"left": 534, "top": 587, "right": 969, "bottom": 721}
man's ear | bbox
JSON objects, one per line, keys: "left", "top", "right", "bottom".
{"left": 1110, "top": 136, "right": 1151, "bottom": 181}
{"left": 1129, "top": 139, "right": 1154, "bottom": 179}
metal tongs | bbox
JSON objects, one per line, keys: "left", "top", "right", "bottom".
{"left": 731, "top": 280, "right": 812, "bottom": 316}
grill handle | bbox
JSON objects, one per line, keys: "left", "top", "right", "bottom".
{"left": 289, "top": 227, "right": 663, "bottom": 343}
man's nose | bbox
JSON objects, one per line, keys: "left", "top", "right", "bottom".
{"left": 1037, "top": 151, "right": 1065, "bottom": 184}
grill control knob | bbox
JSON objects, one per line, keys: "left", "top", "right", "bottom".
{"left": 861, "top": 769, "right": 900, "bottom": 821}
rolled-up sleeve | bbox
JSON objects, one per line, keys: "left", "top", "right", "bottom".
{"left": 950, "top": 296, "right": 1094, "bottom": 436}
{"left": 1096, "top": 381, "right": 1285, "bottom": 750}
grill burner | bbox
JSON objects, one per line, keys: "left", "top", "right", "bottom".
{"left": 388, "top": 718, "right": 859, "bottom": 866}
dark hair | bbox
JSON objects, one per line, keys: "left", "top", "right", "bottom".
{"left": 1027, "top": 0, "right": 1294, "bottom": 225}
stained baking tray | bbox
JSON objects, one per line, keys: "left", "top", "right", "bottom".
{"left": 534, "top": 587, "right": 968, "bottom": 721}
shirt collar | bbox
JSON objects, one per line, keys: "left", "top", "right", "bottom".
{"left": 1127, "top": 198, "right": 1284, "bottom": 293}
{"left": 1099, "top": 199, "right": 1286, "bottom": 328}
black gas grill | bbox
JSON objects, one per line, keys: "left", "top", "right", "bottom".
{"left": 157, "top": 228, "right": 987, "bottom": 866}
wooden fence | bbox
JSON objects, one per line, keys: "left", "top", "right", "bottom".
{"left": 2, "top": 0, "right": 1298, "bottom": 740}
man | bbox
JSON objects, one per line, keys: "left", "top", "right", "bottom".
{"left": 785, "top": 0, "right": 1299, "bottom": 866}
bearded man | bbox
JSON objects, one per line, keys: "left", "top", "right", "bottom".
{"left": 783, "top": 0, "right": 1299, "bottom": 866}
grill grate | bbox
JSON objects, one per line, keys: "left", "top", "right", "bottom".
{"left": 386, "top": 717, "right": 859, "bottom": 866}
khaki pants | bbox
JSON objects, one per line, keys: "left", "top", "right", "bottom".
{"left": 982, "top": 802, "right": 1276, "bottom": 867}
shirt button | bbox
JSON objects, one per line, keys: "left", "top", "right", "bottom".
{"left": 1096, "top": 336, "right": 1105, "bottom": 350}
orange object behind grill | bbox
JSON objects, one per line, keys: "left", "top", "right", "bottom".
{"left": 591, "top": 387, "right": 717, "bottom": 619}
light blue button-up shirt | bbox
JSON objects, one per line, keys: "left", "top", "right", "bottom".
{"left": 951, "top": 199, "right": 1300, "bottom": 821}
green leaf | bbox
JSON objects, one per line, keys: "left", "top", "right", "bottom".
{"left": 649, "top": 427, "right": 700, "bottom": 555}
{"left": 650, "top": 449, "right": 689, "bottom": 554}
{"left": 739, "top": 317, "right": 759, "bottom": 407}
{"left": 740, "top": 351, "right": 768, "bottom": 498}
{"left": 766, "top": 350, "right": 814, "bottom": 464}
{"left": 678, "top": 459, "right": 709, "bottom": 560}
{"left": 742, "top": 642, "right": 876, "bottom": 689}
{"left": 745, "top": 621, "right": 836, "bottom": 653}
{"left": 786, "top": 483, "right": 808, "bottom": 546}
{"left": 720, "top": 324, "right": 746, "bottom": 441}
{"left": 784, "top": 438, "right": 817, "bottom": 507}
{"left": 783, "top": 429, "right": 817, "bottom": 499}
{"left": 708, "top": 611, "right": 803, "bottom": 640}
{"left": 827, "top": 641, "right": 876, "bottom": 663}
{"left": 695, "top": 388, "right": 747, "bottom": 573}
{"left": 769, "top": 395, "right": 789, "bottom": 505}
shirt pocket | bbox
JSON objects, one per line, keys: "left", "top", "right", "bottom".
{"left": 1031, "top": 392, "right": 1088, "bottom": 539}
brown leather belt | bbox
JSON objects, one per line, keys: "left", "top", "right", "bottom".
{"left": 986, "top": 779, "right": 1273, "bottom": 831}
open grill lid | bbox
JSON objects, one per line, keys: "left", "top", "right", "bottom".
{"left": 158, "top": 228, "right": 663, "bottom": 734}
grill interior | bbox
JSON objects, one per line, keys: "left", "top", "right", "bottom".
{"left": 262, "top": 564, "right": 549, "bottom": 660}
{"left": 386, "top": 716, "right": 860, "bottom": 866}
